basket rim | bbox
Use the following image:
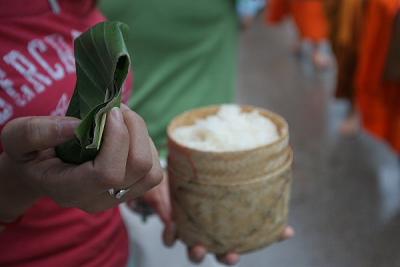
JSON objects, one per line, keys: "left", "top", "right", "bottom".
{"left": 169, "top": 148, "right": 293, "bottom": 187}
{"left": 167, "top": 104, "right": 289, "bottom": 156}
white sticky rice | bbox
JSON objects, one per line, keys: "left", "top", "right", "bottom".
{"left": 172, "top": 105, "right": 279, "bottom": 152}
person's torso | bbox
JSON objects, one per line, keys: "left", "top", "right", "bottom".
{"left": 0, "top": 1, "right": 130, "bottom": 266}
{"left": 101, "top": 0, "right": 239, "bottom": 158}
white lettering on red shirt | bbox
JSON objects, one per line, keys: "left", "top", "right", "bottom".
{"left": 0, "top": 68, "right": 35, "bottom": 107}
{"left": 3, "top": 50, "right": 52, "bottom": 93}
{"left": 51, "top": 93, "right": 69, "bottom": 116}
{"left": 28, "top": 39, "right": 65, "bottom": 81}
{"left": 0, "top": 31, "right": 130, "bottom": 129}
{"left": 71, "top": 30, "right": 82, "bottom": 40}
{"left": 0, "top": 97, "right": 13, "bottom": 124}
{"left": 0, "top": 34, "right": 75, "bottom": 121}
{"left": 44, "top": 34, "right": 75, "bottom": 74}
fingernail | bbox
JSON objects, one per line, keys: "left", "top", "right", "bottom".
{"left": 111, "top": 107, "right": 123, "bottom": 122}
{"left": 120, "top": 104, "right": 130, "bottom": 111}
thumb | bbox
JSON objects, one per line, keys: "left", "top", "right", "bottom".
{"left": 1, "top": 116, "right": 80, "bottom": 161}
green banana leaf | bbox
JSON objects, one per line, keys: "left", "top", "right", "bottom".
{"left": 55, "top": 21, "right": 131, "bottom": 164}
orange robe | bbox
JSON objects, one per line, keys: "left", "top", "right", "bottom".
{"left": 356, "top": 0, "right": 400, "bottom": 153}
{"left": 325, "top": 0, "right": 367, "bottom": 102}
{"left": 267, "top": 0, "right": 329, "bottom": 42}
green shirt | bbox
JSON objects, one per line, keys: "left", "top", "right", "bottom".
{"left": 100, "top": 0, "right": 239, "bottom": 158}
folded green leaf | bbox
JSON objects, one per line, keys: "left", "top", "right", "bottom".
{"left": 56, "top": 21, "right": 131, "bottom": 164}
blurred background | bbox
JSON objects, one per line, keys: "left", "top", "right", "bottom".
{"left": 236, "top": 16, "right": 400, "bottom": 267}
{"left": 100, "top": 0, "right": 400, "bottom": 266}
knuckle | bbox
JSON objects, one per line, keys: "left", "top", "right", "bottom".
{"left": 134, "top": 114, "right": 146, "bottom": 128}
{"left": 24, "top": 118, "right": 42, "bottom": 145}
{"left": 24, "top": 117, "right": 57, "bottom": 148}
{"left": 95, "top": 168, "right": 125, "bottom": 188}
{"left": 126, "top": 110, "right": 145, "bottom": 126}
{"left": 129, "top": 153, "right": 153, "bottom": 178}
{"left": 129, "top": 112, "right": 148, "bottom": 133}
{"left": 145, "top": 166, "right": 163, "bottom": 189}
{"left": 1, "top": 118, "right": 32, "bottom": 155}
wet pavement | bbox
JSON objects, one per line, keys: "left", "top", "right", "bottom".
{"left": 237, "top": 19, "right": 400, "bottom": 267}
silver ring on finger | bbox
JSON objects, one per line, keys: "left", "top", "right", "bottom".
{"left": 108, "top": 187, "right": 131, "bottom": 200}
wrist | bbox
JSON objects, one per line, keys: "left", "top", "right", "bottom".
{"left": 0, "top": 154, "right": 39, "bottom": 222}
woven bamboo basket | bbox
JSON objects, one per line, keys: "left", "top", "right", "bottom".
{"left": 167, "top": 105, "right": 293, "bottom": 254}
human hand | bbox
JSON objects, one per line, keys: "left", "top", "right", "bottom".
{"left": 185, "top": 226, "right": 295, "bottom": 265}
{"left": 139, "top": 172, "right": 295, "bottom": 266}
{"left": 0, "top": 105, "right": 162, "bottom": 222}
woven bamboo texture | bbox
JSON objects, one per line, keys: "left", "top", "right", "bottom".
{"left": 167, "top": 105, "right": 293, "bottom": 253}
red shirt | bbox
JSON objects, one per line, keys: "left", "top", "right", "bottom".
{"left": 0, "top": 1, "right": 132, "bottom": 266}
